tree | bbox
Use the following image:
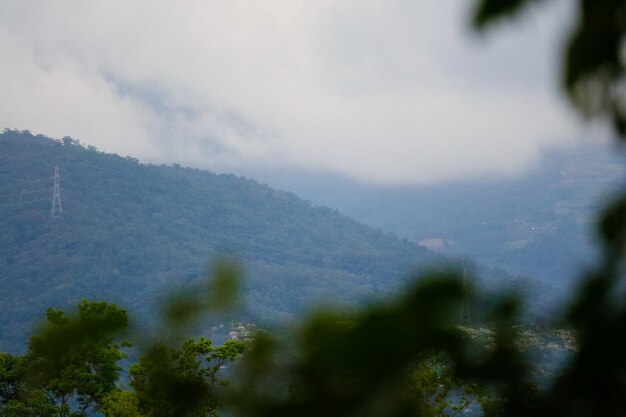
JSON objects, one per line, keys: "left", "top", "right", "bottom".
{"left": 0, "top": 353, "right": 54, "bottom": 416}
{"left": 0, "top": 295, "right": 248, "bottom": 417}
{"left": 100, "top": 390, "right": 144, "bottom": 417}
{"left": 26, "top": 300, "right": 129, "bottom": 417}
{"left": 0, "top": 353, "right": 25, "bottom": 407}
{"left": 130, "top": 337, "right": 245, "bottom": 417}
{"left": 408, "top": 353, "right": 492, "bottom": 417}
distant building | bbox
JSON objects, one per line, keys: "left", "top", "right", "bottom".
{"left": 418, "top": 238, "right": 445, "bottom": 251}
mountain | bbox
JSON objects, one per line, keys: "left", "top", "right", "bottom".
{"left": 1, "top": 130, "right": 463, "bottom": 352}
{"left": 245, "top": 143, "right": 626, "bottom": 288}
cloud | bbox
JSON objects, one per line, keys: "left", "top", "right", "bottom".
{"left": 0, "top": 0, "right": 584, "bottom": 184}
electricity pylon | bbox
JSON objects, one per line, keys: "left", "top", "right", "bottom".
{"left": 51, "top": 166, "right": 63, "bottom": 218}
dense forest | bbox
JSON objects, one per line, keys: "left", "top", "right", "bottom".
{"left": 0, "top": 129, "right": 478, "bottom": 352}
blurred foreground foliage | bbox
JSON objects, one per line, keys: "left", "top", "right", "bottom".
{"left": 0, "top": 264, "right": 247, "bottom": 417}
{"left": 1, "top": 236, "right": 626, "bottom": 417}
{"left": 3, "top": 1, "right": 626, "bottom": 417}
{"left": 474, "top": 0, "right": 626, "bottom": 137}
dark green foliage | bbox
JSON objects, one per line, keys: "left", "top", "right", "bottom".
{"left": 130, "top": 338, "right": 244, "bottom": 417}
{"left": 227, "top": 273, "right": 519, "bottom": 417}
{"left": 408, "top": 353, "right": 493, "bottom": 417}
{"left": 473, "top": 0, "right": 545, "bottom": 28}
{"left": 599, "top": 194, "right": 626, "bottom": 258}
{"left": 0, "top": 301, "right": 129, "bottom": 417}
{"left": 0, "top": 353, "right": 29, "bottom": 413}
{"left": 100, "top": 390, "right": 143, "bottom": 417}
{"left": 127, "top": 266, "right": 246, "bottom": 417}
{"left": 27, "top": 301, "right": 129, "bottom": 417}
{"left": 473, "top": 0, "right": 626, "bottom": 138}
{"left": 29, "top": 301, "right": 128, "bottom": 365}
{"left": 0, "top": 353, "right": 21, "bottom": 401}
{"left": 0, "top": 293, "right": 245, "bottom": 417}
{"left": 0, "top": 129, "right": 445, "bottom": 352}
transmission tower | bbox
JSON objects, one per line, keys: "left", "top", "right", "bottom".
{"left": 459, "top": 268, "right": 472, "bottom": 326}
{"left": 51, "top": 166, "right": 63, "bottom": 218}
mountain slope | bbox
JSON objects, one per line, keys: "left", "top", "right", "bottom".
{"left": 246, "top": 144, "right": 626, "bottom": 287}
{"left": 1, "top": 130, "right": 452, "bottom": 352}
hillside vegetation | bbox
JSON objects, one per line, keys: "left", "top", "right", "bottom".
{"left": 0, "top": 130, "right": 454, "bottom": 352}
{"left": 254, "top": 144, "right": 626, "bottom": 287}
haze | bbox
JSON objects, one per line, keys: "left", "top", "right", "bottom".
{"left": 0, "top": 0, "right": 591, "bottom": 184}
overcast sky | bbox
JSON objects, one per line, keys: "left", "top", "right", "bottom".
{"left": 0, "top": 0, "right": 602, "bottom": 185}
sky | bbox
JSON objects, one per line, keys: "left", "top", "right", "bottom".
{"left": 0, "top": 0, "right": 601, "bottom": 185}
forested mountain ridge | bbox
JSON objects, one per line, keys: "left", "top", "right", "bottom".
{"left": 251, "top": 143, "right": 626, "bottom": 287}
{"left": 0, "top": 130, "right": 453, "bottom": 352}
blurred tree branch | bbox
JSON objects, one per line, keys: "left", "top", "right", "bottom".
{"left": 474, "top": 0, "right": 626, "bottom": 137}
